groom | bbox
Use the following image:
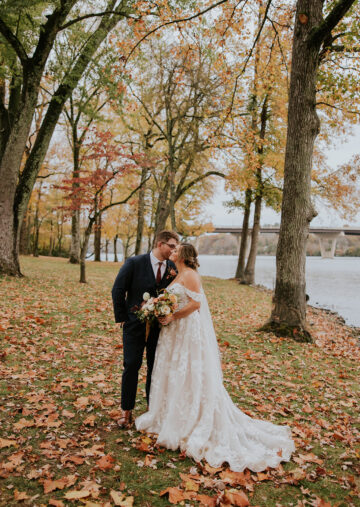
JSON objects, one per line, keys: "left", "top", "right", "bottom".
{"left": 111, "top": 230, "right": 179, "bottom": 427}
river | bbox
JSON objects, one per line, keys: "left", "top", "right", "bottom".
{"left": 198, "top": 255, "right": 360, "bottom": 328}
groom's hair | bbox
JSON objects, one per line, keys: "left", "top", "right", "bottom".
{"left": 155, "top": 230, "right": 180, "bottom": 244}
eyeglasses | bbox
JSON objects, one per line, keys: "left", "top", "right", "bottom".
{"left": 163, "top": 242, "right": 177, "bottom": 250}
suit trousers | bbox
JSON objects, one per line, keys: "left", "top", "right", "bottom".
{"left": 121, "top": 323, "right": 159, "bottom": 410}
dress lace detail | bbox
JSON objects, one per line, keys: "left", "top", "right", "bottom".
{"left": 136, "top": 283, "right": 295, "bottom": 472}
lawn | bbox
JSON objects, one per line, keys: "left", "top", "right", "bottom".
{"left": 0, "top": 256, "right": 359, "bottom": 507}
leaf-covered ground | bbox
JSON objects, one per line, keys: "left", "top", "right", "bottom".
{"left": 0, "top": 256, "right": 359, "bottom": 507}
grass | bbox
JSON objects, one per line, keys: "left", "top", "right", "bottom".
{"left": 0, "top": 256, "right": 359, "bottom": 507}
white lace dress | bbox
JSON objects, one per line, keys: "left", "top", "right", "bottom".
{"left": 135, "top": 283, "right": 295, "bottom": 472}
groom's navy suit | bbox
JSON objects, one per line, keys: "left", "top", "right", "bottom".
{"left": 112, "top": 253, "right": 176, "bottom": 410}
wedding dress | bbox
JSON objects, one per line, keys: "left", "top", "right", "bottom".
{"left": 135, "top": 283, "right": 295, "bottom": 472}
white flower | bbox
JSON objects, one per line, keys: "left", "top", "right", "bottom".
{"left": 143, "top": 292, "right": 150, "bottom": 301}
{"left": 148, "top": 303, "right": 155, "bottom": 311}
{"left": 162, "top": 305, "right": 171, "bottom": 315}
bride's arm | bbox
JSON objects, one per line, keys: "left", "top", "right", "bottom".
{"left": 159, "top": 271, "right": 201, "bottom": 325}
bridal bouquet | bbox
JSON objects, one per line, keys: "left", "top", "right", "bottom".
{"left": 135, "top": 290, "right": 178, "bottom": 340}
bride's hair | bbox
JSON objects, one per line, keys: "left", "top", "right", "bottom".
{"left": 178, "top": 243, "right": 200, "bottom": 270}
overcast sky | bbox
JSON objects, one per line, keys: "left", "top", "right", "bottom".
{"left": 203, "top": 125, "right": 360, "bottom": 228}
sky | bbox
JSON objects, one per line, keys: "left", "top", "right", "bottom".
{"left": 203, "top": 126, "right": 360, "bottom": 229}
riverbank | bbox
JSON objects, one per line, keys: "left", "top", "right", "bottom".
{"left": 1, "top": 256, "right": 359, "bottom": 506}
{"left": 197, "top": 255, "right": 360, "bottom": 327}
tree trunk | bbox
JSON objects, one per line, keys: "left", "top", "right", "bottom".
{"left": 49, "top": 220, "right": 54, "bottom": 256}
{"left": 19, "top": 209, "right": 31, "bottom": 255}
{"left": 80, "top": 223, "right": 93, "bottom": 283}
{"left": 243, "top": 192, "right": 262, "bottom": 284}
{"left": 235, "top": 188, "right": 252, "bottom": 279}
{"left": 114, "top": 234, "right": 119, "bottom": 262}
{"left": 0, "top": 2, "right": 77, "bottom": 276}
{"left": 105, "top": 239, "right": 109, "bottom": 261}
{"left": 1, "top": 4, "right": 128, "bottom": 276}
{"left": 135, "top": 165, "right": 147, "bottom": 255}
{"left": 153, "top": 183, "right": 170, "bottom": 242}
{"left": 94, "top": 213, "right": 102, "bottom": 261}
{"left": 69, "top": 209, "right": 80, "bottom": 263}
{"left": 243, "top": 93, "right": 268, "bottom": 285}
{"left": 266, "top": 1, "right": 325, "bottom": 341}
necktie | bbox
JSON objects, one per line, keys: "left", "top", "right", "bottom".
{"left": 156, "top": 262, "right": 163, "bottom": 284}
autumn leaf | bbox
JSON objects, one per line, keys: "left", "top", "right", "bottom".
{"left": 48, "top": 500, "right": 65, "bottom": 507}
{"left": 13, "top": 489, "right": 29, "bottom": 501}
{"left": 96, "top": 454, "right": 115, "bottom": 470}
{"left": 61, "top": 409, "right": 75, "bottom": 418}
{"left": 110, "top": 490, "right": 134, "bottom": 506}
{"left": 0, "top": 438, "right": 17, "bottom": 449}
{"left": 43, "top": 474, "right": 77, "bottom": 493}
{"left": 223, "top": 489, "right": 249, "bottom": 506}
{"left": 196, "top": 493, "right": 217, "bottom": 506}
{"left": 13, "top": 418, "right": 35, "bottom": 430}
{"left": 83, "top": 414, "right": 96, "bottom": 426}
{"left": 160, "top": 487, "right": 187, "bottom": 504}
{"left": 73, "top": 396, "right": 89, "bottom": 410}
{"left": 64, "top": 489, "right": 91, "bottom": 500}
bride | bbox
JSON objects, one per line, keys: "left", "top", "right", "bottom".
{"left": 135, "top": 243, "right": 295, "bottom": 472}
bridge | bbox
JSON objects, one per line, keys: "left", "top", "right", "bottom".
{"left": 208, "top": 227, "right": 360, "bottom": 259}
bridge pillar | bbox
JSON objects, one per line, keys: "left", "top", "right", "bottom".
{"left": 314, "top": 232, "right": 344, "bottom": 259}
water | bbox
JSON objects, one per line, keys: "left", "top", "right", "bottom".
{"left": 198, "top": 255, "right": 360, "bottom": 327}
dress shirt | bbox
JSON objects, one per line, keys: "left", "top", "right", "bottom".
{"left": 150, "top": 251, "right": 166, "bottom": 280}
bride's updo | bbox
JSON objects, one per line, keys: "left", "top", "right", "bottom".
{"left": 178, "top": 243, "right": 200, "bottom": 270}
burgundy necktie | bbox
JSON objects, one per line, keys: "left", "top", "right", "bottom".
{"left": 156, "top": 262, "right": 163, "bottom": 284}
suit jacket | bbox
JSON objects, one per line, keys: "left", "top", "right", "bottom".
{"left": 111, "top": 253, "right": 177, "bottom": 336}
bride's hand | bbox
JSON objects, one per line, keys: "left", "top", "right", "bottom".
{"left": 158, "top": 314, "right": 174, "bottom": 326}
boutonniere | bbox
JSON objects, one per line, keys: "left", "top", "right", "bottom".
{"left": 166, "top": 268, "right": 177, "bottom": 280}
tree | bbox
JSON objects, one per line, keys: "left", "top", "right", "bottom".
{"left": 0, "top": 0, "right": 248, "bottom": 276}
{"left": 0, "top": 0, "right": 139, "bottom": 276}
{"left": 265, "top": 0, "right": 359, "bottom": 341}
{"left": 118, "top": 35, "right": 231, "bottom": 240}
{"left": 57, "top": 129, "right": 148, "bottom": 281}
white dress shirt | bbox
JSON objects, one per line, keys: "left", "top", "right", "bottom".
{"left": 150, "top": 251, "right": 166, "bottom": 280}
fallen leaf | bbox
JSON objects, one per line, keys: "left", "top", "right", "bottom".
{"left": 64, "top": 489, "right": 91, "bottom": 500}
{"left": 160, "top": 487, "right": 186, "bottom": 504}
{"left": 223, "top": 489, "right": 249, "bottom": 506}
{"left": 83, "top": 414, "right": 96, "bottom": 426}
{"left": 49, "top": 500, "right": 65, "bottom": 507}
{"left": 14, "top": 489, "right": 29, "bottom": 501}
{"left": 0, "top": 438, "right": 17, "bottom": 449}
{"left": 96, "top": 454, "right": 115, "bottom": 471}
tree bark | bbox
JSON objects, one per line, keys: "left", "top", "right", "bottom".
{"left": 134, "top": 165, "right": 147, "bottom": 255}
{"left": 19, "top": 209, "right": 31, "bottom": 255}
{"left": 114, "top": 234, "right": 119, "bottom": 262}
{"left": 266, "top": 0, "right": 333, "bottom": 341}
{"left": 94, "top": 212, "right": 102, "bottom": 261}
{"left": 80, "top": 222, "right": 93, "bottom": 283}
{"left": 243, "top": 93, "right": 268, "bottom": 285}
{"left": 105, "top": 239, "right": 109, "bottom": 261}
{"left": 69, "top": 209, "right": 81, "bottom": 263}
{"left": 69, "top": 136, "right": 81, "bottom": 263}
{"left": 235, "top": 188, "right": 252, "bottom": 279}
{"left": 243, "top": 191, "right": 262, "bottom": 284}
